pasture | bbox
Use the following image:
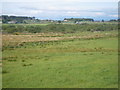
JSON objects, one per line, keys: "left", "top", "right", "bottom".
{"left": 2, "top": 28, "right": 118, "bottom": 88}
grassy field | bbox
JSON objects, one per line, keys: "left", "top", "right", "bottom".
{"left": 2, "top": 30, "right": 118, "bottom": 88}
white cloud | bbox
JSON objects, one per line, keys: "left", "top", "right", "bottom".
{"left": 1, "top": 1, "right": 118, "bottom": 20}
{"left": 29, "top": 10, "right": 43, "bottom": 14}
{"left": 109, "top": 15, "right": 118, "bottom": 17}
{"left": 67, "top": 11, "right": 78, "bottom": 14}
{"left": 65, "top": 11, "right": 81, "bottom": 16}
{"left": 95, "top": 12, "right": 106, "bottom": 16}
{"left": 1, "top": 0, "right": 119, "bottom": 2}
{"left": 65, "top": 11, "right": 106, "bottom": 17}
{"left": 3, "top": 13, "right": 29, "bottom": 16}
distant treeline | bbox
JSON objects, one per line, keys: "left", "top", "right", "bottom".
{"left": 1, "top": 15, "right": 119, "bottom": 24}
{"left": 1, "top": 15, "right": 95, "bottom": 24}
{"left": 2, "top": 23, "right": 117, "bottom": 34}
{"left": 1, "top": 15, "right": 36, "bottom": 24}
{"left": 64, "top": 18, "right": 94, "bottom": 22}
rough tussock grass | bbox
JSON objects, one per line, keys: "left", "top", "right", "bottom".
{"left": 2, "top": 31, "right": 118, "bottom": 88}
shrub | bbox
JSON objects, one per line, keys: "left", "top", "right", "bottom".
{"left": 13, "top": 32, "right": 20, "bottom": 35}
{"left": 2, "top": 23, "right": 118, "bottom": 34}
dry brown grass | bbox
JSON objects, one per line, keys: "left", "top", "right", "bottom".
{"left": 2, "top": 32, "right": 118, "bottom": 48}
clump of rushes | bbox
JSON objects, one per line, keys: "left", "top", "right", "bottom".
{"left": 29, "top": 64, "right": 32, "bottom": 66}
{"left": 22, "top": 63, "right": 32, "bottom": 67}
{"left": 2, "top": 70, "right": 8, "bottom": 74}
{"left": 22, "top": 60, "right": 25, "bottom": 62}
{"left": 8, "top": 60, "right": 16, "bottom": 62}
{"left": 22, "top": 64, "right": 27, "bottom": 66}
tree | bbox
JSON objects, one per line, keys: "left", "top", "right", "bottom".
{"left": 58, "top": 20, "right": 61, "bottom": 24}
{"left": 102, "top": 19, "right": 104, "bottom": 22}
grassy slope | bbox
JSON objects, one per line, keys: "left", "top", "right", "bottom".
{"left": 2, "top": 36, "right": 118, "bottom": 88}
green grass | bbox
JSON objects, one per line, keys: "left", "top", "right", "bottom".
{"left": 2, "top": 36, "right": 118, "bottom": 88}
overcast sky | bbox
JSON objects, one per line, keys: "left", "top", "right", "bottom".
{"left": 1, "top": 0, "right": 119, "bottom": 20}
